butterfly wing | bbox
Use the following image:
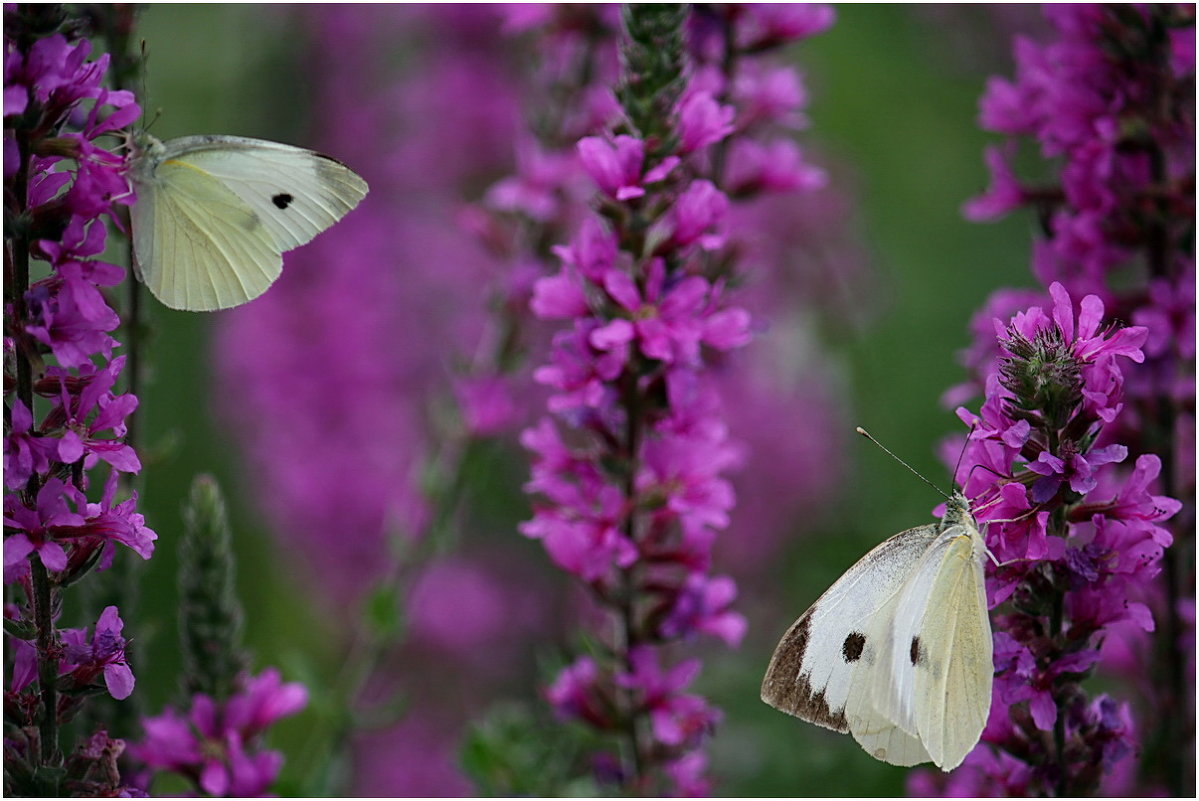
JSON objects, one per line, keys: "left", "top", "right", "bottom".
{"left": 158, "top": 136, "right": 368, "bottom": 252}
{"left": 130, "top": 135, "right": 368, "bottom": 311}
{"left": 868, "top": 521, "right": 992, "bottom": 771}
{"left": 843, "top": 589, "right": 934, "bottom": 767}
{"left": 131, "top": 156, "right": 281, "bottom": 311}
{"left": 761, "top": 524, "right": 941, "bottom": 766}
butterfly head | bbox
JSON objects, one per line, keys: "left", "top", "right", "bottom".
{"left": 940, "top": 489, "right": 976, "bottom": 532}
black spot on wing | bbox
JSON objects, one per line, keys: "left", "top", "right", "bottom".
{"left": 910, "top": 635, "right": 923, "bottom": 666}
{"left": 761, "top": 615, "right": 849, "bottom": 732}
{"left": 842, "top": 632, "right": 866, "bottom": 663}
{"left": 272, "top": 193, "right": 294, "bottom": 209}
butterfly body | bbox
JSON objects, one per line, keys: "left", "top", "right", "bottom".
{"left": 761, "top": 491, "right": 992, "bottom": 772}
{"left": 128, "top": 134, "right": 368, "bottom": 311}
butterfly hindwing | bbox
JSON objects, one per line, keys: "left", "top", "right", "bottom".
{"left": 132, "top": 154, "right": 280, "bottom": 311}
{"left": 843, "top": 587, "right": 932, "bottom": 767}
{"left": 761, "top": 524, "right": 941, "bottom": 736}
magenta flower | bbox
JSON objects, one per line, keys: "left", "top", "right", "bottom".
{"left": 657, "top": 573, "right": 746, "bottom": 646}
{"left": 595, "top": 258, "right": 750, "bottom": 365}
{"left": 1027, "top": 443, "right": 1127, "bottom": 503}
{"left": 4, "top": 400, "right": 56, "bottom": 490}
{"left": 45, "top": 357, "right": 141, "bottom": 474}
{"left": 545, "top": 655, "right": 607, "bottom": 728}
{"left": 519, "top": 468, "right": 637, "bottom": 582}
{"left": 662, "top": 750, "right": 710, "bottom": 797}
{"left": 962, "top": 144, "right": 1025, "bottom": 221}
{"left": 133, "top": 669, "right": 306, "bottom": 797}
{"left": 731, "top": 63, "right": 810, "bottom": 129}
{"left": 10, "top": 606, "right": 134, "bottom": 700}
{"left": 61, "top": 606, "right": 135, "bottom": 700}
{"left": 4, "top": 477, "right": 80, "bottom": 579}
{"left": 530, "top": 269, "right": 590, "bottom": 320}
{"left": 725, "top": 138, "right": 826, "bottom": 195}
{"left": 734, "top": 3, "right": 836, "bottom": 50}
{"left": 23, "top": 269, "right": 121, "bottom": 372}
{"left": 616, "top": 648, "right": 720, "bottom": 750}
{"left": 576, "top": 134, "right": 677, "bottom": 201}
{"left": 654, "top": 179, "right": 730, "bottom": 251}
{"left": 483, "top": 139, "right": 577, "bottom": 222}
{"left": 676, "top": 91, "right": 735, "bottom": 154}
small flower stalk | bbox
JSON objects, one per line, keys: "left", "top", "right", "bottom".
{"left": 178, "top": 475, "right": 248, "bottom": 702}
{"left": 920, "top": 5, "right": 1193, "bottom": 796}
{"left": 520, "top": 4, "right": 834, "bottom": 794}
{"left": 129, "top": 475, "right": 305, "bottom": 796}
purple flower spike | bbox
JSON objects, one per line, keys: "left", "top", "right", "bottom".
{"left": 510, "top": 6, "right": 844, "bottom": 791}
{"left": 929, "top": 7, "right": 1192, "bottom": 795}
{"left": 6, "top": 19, "right": 151, "bottom": 794}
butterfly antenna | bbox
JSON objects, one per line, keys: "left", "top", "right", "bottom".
{"left": 137, "top": 40, "right": 162, "bottom": 136}
{"left": 855, "top": 427, "right": 950, "bottom": 500}
{"left": 951, "top": 421, "right": 977, "bottom": 489}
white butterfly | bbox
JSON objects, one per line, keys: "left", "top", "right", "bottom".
{"left": 127, "top": 134, "right": 369, "bottom": 311}
{"left": 760, "top": 490, "right": 993, "bottom": 772}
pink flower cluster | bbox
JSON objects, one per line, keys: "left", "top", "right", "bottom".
{"left": 3, "top": 34, "right": 150, "bottom": 580}
{"left": 520, "top": 5, "right": 836, "bottom": 794}
{"left": 213, "top": 4, "right": 856, "bottom": 794}
{"left": 925, "top": 5, "right": 1193, "bottom": 794}
{"left": 3, "top": 23, "right": 152, "bottom": 797}
{"left": 8, "top": 605, "right": 134, "bottom": 702}
{"left": 933, "top": 284, "right": 1178, "bottom": 794}
{"left": 132, "top": 669, "right": 307, "bottom": 797}
{"left": 966, "top": 5, "right": 1195, "bottom": 297}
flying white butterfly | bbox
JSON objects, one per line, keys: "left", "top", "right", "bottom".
{"left": 761, "top": 440, "right": 993, "bottom": 773}
{"left": 127, "top": 134, "right": 369, "bottom": 312}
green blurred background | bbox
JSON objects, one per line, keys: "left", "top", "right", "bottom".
{"left": 123, "top": 4, "right": 1035, "bottom": 796}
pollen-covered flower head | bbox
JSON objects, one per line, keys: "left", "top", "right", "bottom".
{"left": 996, "top": 282, "right": 1147, "bottom": 431}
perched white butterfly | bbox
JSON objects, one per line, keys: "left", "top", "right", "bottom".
{"left": 127, "top": 134, "right": 369, "bottom": 311}
{"left": 761, "top": 475, "right": 993, "bottom": 772}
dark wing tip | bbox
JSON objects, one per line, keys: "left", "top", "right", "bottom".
{"left": 761, "top": 615, "right": 850, "bottom": 732}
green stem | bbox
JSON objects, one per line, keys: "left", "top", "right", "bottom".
{"left": 296, "top": 433, "right": 478, "bottom": 795}
{"left": 30, "top": 558, "right": 58, "bottom": 765}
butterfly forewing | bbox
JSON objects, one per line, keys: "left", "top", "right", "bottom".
{"left": 159, "top": 136, "right": 368, "bottom": 251}
{"left": 761, "top": 524, "right": 940, "bottom": 734}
